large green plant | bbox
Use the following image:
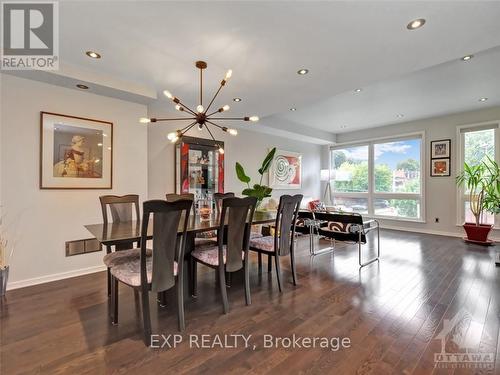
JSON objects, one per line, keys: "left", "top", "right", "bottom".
{"left": 456, "top": 157, "right": 500, "bottom": 226}
{"left": 235, "top": 148, "right": 276, "bottom": 206}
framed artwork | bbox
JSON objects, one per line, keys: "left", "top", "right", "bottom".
{"left": 269, "top": 149, "right": 302, "bottom": 189}
{"left": 431, "top": 158, "right": 450, "bottom": 177}
{"left": 40, "top": 112, "right": 113, "bottom": 189}
{"left": 431, "top": 139, "right": 451, "bottom": 158}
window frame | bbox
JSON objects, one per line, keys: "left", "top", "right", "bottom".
{"left": 455, "top": 120, "right": 500, "bottom": 227}
{"left": 330, "top": 131, "right": 425, "bottom": 222}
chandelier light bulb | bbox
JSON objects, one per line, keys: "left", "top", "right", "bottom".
{"left": 175, "top": 104, "right": 184, "bottom": 111}
{"left": 197, "top": 124, "right": 203, "bottom": 131}
{"left": 225, "top": 69, "right": 232, "bottom": 81}
{"left": 222, "top": 104, "right": 230, "bottom": 112}
{"left": 218, "top": 146, "right": 225, "bottom": 154}
{"left": 139, "top": 117, "right": 151, "bottom": 124}
{"left": 167, "top": 131, "right": 178, "bottom": 141}
{"left": 163, "top": 90, "right": 173, "bottom": 99}
{"left": 196, "top": 105, "right": 204, "bottom": 113}
{"left": 249, "top": 116, "right": 259, "bottom": 122}
{"left": 228, "top": 128, "right": 238, "bottom": 136}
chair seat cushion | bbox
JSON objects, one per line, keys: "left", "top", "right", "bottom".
{"left": 249, "top": 231, "right": 263, "bottom": 239}
{"left": 103, "top": 248, "right": 152, "bottom": 268}
{"left": 191, "top": 245, "right": 244, "bottom": 266}
{"left": 194, "top": 237, "right": 218, "bottom": 248}
{"left": 110, "top": 257, "right": 178, "bottom": 287}
{"left": 249, "top": 236, "right": 275, "bottom": 253}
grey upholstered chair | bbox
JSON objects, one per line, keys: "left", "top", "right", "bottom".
{"left": 100, "top": 195, "right": 148, "bottom": 296}
{"left": 190, "top": 197, "right": 257, "bottom": 313}
{"left": 249, "top": 194, "right": 303, "bottom": 292}
{"left": 109, "top": 199, "right": 192, "bottom": 345}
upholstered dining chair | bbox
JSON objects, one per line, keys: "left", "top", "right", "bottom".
{"left": 109, "top": 199, "right": 192, "bottom": 345}
{"left": 190, "top": 197, "right": 257, "bottom": 313}
{"left": 100, "top": 195, "right": 146, "bottom": 296}
{"left": 249, "top": 194, "right": 303, "bottom": 292}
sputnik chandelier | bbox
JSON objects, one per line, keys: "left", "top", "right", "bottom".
{"left": 139, "top": 60, "right": 259, "bottom": 154}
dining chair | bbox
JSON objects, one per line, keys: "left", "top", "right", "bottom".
{"left": 190, "top": 197, "right": 257, "bottom": 313}
{"left": 165, "top": 193, "right": 195, "bottom": 215}
{"left": 109, "top": 199, "right": 192, "bottom": 345}
{"left": 100, "top": 195, "right": 146, "bottom": 296}
{"left": 249, "top": 194, "right": 303, "bottom": 292}
{"left": 213, "top": 192, "right": 235, "bottom": 216}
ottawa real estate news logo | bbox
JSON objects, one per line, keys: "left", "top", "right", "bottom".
{"left": 433, "top": 308, "right": 495, "bottom": 369}
{"left": 1, "top": 1, "right": 59, "bottom": 70}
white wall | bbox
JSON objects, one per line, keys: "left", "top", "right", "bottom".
{"left": 0, "top": 74, "right": 148, "bottom": 288}
{"left": 148, "top": 118, "right": 322, "bottom": 202}
{"left": 334, "top": 106, "right": 500, "bottom": 237}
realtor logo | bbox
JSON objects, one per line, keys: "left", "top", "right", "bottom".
{"left": 433, "top": 308, "right": 495, "bottom": 369}
{"left": 1, "top": 1, "right": 59, "bottom": 70}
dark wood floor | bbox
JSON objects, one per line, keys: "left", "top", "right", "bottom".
{"left": 1, "top": 230, "right": 499, "bottom": 374}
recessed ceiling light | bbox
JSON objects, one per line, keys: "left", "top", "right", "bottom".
{"left": 76, "top": 84, "right": 89, "bottom": 90}
{"left": 461, "top": 55, "right": 473, "bottom": 61}
{"left": 297, "top": 69, "right": 309, "bottom": 75}
{"left": 85, "top": 51, "right": 101, "bottom": 59}
{"left": 396, "top": 113, "right": 404, "bottom": 118}
{"left": 233, "top": 97, "right": 242, "bottom": 102}
{"left": 406, "top": 18, "right": 426, "bottom": 30}
{"left": 354, "top": 88, "right": 362, "bottom": 93}
{"left": 479, "top": 97, "right": 488, "bottom": 102}
{"left": 290, "top": 108, "right": 297, "bottom": 111}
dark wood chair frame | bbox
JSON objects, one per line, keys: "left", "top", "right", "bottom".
{"left": 99, "top": 194, "right": 141, "bottom": 296}
{"left": 109, "top": 199, "right": 193, "bottom": 346}
{"left": 249, "top": 194, "right": 303, "bottom": 292}
{"left": 190, "top": 196, "right": 257, "bottom": 314}
{"left": 314, "top": 211, "right": 380, "bottom": 267}
{"left": 165, "top": 193, "right": 195, "bottom": 215}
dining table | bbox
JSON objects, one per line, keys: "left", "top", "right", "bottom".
{"left": 84, "top": 210, "right": 277, "bottom": 250}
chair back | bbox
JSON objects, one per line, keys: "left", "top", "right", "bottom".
{"left": 100, "top": 194, "right": 140, "bottom": 224}
{"left": 274, "top": 194, "right": 303, "bottom": 256}
{"left": 314, "top": 211, "right": 366, "bottom": 242}
{"left": 165, "top": 193, "right": 195, "bottom": 215}
{"left": 213, "top": 192, "right": 235, "bottom": 217}
{"left": 140, "top": 199, "right": 192, "bottom": 292}
{"left": 218, "top": 197, "right": 257, "bottom": 272}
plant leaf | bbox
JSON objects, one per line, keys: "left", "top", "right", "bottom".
{"left": 235, "top": 162, "right": 251, "bottom": 183}
{"left": 258, "top": 147, "right": 277, "bottom": 175}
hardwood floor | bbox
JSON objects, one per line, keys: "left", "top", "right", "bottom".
{"left": 1, "top": 230, "right": 499, "bottom": 374}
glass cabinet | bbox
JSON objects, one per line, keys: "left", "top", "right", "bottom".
{"left": 175, "top": 136, "right": 224, "bottom": 207}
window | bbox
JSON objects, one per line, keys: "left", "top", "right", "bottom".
{"left": 330, "top": 134, "right": 423, "bottom": 221}
{"left": 458, "top": 124, "right": 499, "bottom": 225}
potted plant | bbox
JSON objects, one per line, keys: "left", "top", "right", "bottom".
{"left": 235, "top": 147, "right": 276, "bottom": 208}
{"left": 456, "top": 157, "right": 500, "bottom": 243}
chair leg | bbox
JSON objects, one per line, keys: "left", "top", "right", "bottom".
{"left": 110, "top": 276, "right": 118, "bottom": 324}
{"left": 258, "top": 253, "right": 262, "bottom": 273}
{"left": 218, "top": 266, "right": 229, "bottom": 314}
{"left": 290, "top": 250, "right": 297, "bottom": 286}
{"left": 107, "top": 268, "right": 111, "bottom": 297}
{"left": 177, "top": 277, "right": 185, "bottom": 331}
{"left": 141, "top": 289, "right": 152, "bottom": 346}
{"left": 191, "top": 258, "right": 197, "bottom": 297}
{"left": 268, "top": 254, "right": 272, "bottom": 273}
{"left": 244, "top": 259, "right": 251, "bottom": 305}
{"left": 159, "top": 291, "right": 167, "bottom": 307}
{"left": 226, "top": 272, "right": 232, "bottom": 287}
{"left": 274, "top": 255, "right": 282, "bottom": 292}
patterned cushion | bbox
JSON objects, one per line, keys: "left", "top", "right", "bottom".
{"left": 191, "top": 245, "right": 244, "bottom": 266}
{"left": 110, "top": 257, "right": 178, "bottom": 287}
{"left": 325, "top": 221, "right": 352, "bottom": 234}
{"left": 249, "top": 236, "right": 275, "bottom": 252}
{"left": 250, "top": 232, "right": 263, "bottom": 239}
{"left": 103, "top": 248, "right": 152, "bottom": 268}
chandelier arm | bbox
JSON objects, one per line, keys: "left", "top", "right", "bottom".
{"left": 180, "top": 120, "right": 199, "bottom": 133}
{"left": 154, "top": 117, "right": 197, "bottom": 121}
{"left": 204, "top": 123, "right": 217, "bottom": 142}
{"left": 209, "top": 117, "right": 247, "bottom": 120}
{"left": 204, "top": 84, "right": 224, "bottom": 113}
{"left": 173, "top": 99, "right": 198, "bottom": 116}
{"left": 205, "top": 120, "right": 226, "bottom": 131}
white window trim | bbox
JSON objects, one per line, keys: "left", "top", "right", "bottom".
{"left": 330, "top": 131, "right": 426, "bottom": 222}
{"left": 455, "top": 120, "right": 500, "bottom": 227}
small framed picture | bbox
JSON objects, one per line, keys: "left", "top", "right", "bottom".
{"left": 40, "top": 112, "right": 113, "bottom": 189}
{"left": 431, "top": 139, "right": 451, "bottom": 158}
{"left": 431, "top": 158, "right": 450, "bottom": 177}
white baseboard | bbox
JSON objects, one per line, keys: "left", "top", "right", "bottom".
{"left": 380, "top": 224, "right": 500, "bottom": 242}
{"left": 6, "top": 264, "right": 106, "bottom": 291}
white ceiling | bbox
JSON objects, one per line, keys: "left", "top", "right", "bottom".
{"left": 8, "top": 1, "right": 500, "bottom": 139}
